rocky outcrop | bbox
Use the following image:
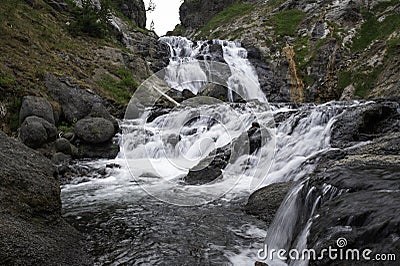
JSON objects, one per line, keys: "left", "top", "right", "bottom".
{"left": 307, "top": 132, "right": 400, "bottom": 265}
{"left": 74, "top": 118, "right": 115, "bottom": 144}
{"left": 177, "top": 0, "right": 400, "bottom": 102}
{"left": 113, "top": 0, "right": 146, "bottom": 28}
{"left": 179, "top": 0, "right": 235, "bottom": 33}
{"left": 184, "top": 122, "right": 264, "bottom": 185}
{"left": 45, "top": 73, "right": 103, "bottom": 123}
{"left": 0, "top": 131, "right": 92, "bottom": 265}
{"left": 330, "top": 101, "right": 399, "bottom": 148}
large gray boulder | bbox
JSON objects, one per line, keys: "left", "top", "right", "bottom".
{"left": 87, "top": 102, "right": 119, "bottom": 132}
{"left": 44, "top": 73, "right": 103, "bottom": 123}
{"left": 245, "top": 182, "right": 294, "bottom": 225}
{"left": 74, "top": 117, "right": 115, "bottom": 144}
{"left": 19, "top": 96, "right": 55, "bottom": 125}
{"left": 19, "top": 116, "right": 57, "bottom": 148}
{"left": 0, "top": 130, "right": 92, "bottom": 265}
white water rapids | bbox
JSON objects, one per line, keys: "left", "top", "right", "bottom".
{"left": 61, "top": 36, "right": 362, "bottom": 265}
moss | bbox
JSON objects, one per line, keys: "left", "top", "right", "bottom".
{"left": 372, "top": 0, "right": 399, "bottom": 12}
{"left": 0, "top": 70, "right": 16, "bottom": 89}
{"left": 337, "top": 70, "right": 352, "bottom": 91}
{"left": 338, "top": 67, "right": 383, "bottom": 98}
{"left": 270, "top": 9, "right": 306, "bottom": 37}
{"left": 352, "top": 12, "right": 400, "bottom": 52}
{"left": 98, "top": 67, "right": 138, "bottom": 104}
{"left": 386, "top": 38, "right": 400, "bottom": 57}
{"left": 294, "top": 36, "right": 310, "bottom": 68}
{"left": 199, "top": 2, "right": 254, "bottom": 37}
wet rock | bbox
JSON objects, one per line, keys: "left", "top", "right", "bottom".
{"left": 196, "top": 43, "right": 225, "bottom": 63}
{"left": 75, "top": 142, "right": 120, "bottom": 159}
{"left": 330, "top": 101, "right": 399, "bottom": 148}
{"left": 245, "top": 182, "right": 294, "bottom": 225}
{"left": 19, "top": 95, "right": 55, "bottom": 125}
{"left": 44, "top": 73, "right": 103, "bottom": 123}
{"left": 184, "top": 144, "right": 231, "bottom": 185}
{"left": 19, "top": 116, "right": 57, "bottom": 148}
{"left": 0, "top": 130, "right": 92, "bottom": 265}
{"left": 55, "top": 138, "right": 72, "bottom": 155}
{"left": 199, "top": 83, "right": 229, "bottom": 101}
{"left": 74, "top": 117, "right": 115, "bottom": 144}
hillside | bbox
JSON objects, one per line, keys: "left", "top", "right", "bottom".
{"left": 173, "top": 0, "right": 400, "bottom": 103}
{"left": 0, "top": 0, "right": 168, "bottom": 135}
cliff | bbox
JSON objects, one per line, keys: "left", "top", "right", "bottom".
{"left": 174, "top": 0, "right": 400, "bottom": 103}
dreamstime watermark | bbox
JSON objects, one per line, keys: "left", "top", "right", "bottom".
{"left": 257, "top": 237, "right": 397, "bottom": 262}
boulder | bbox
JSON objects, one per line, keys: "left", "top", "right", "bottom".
{"left": 199, "top": 83, "right": 229, "bottom": 101}
{"left": 87, "top": 103, "right": 119, "bottom": 132}
{"left": 0, "top": 130, "right": 92, "bottom": 265}
{"left": 19, "top": 96, "right": 55, "bottom": 124}
{"left": 19, "top": 116, "right": 57, "bottom": 148}
{"left": 55, "top": 138, "right": 72, "bottom": 155}
{"left": 74, "top": 117, "right": 115, "bottom": 144}
{"left": 184, "top": 144, "right": 231, "bottom": 185}
{"left": 245, "top": 182, "right": 294, "bottom": 225}
{"left": 44, "top": 73, "right": 103, "bottom": 123}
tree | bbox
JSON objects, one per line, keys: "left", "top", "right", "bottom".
{"left": 150, "top": 20, "right": 155, "bottom": 31}
{"left": 146, "top": 0, "right": 156, "bottom": 12}
{"left": 70, "top": 0, "right": 112, "bottom": 38}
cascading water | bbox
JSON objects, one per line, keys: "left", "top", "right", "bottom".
{"left": 159, "top": 36, "right": 265, "bottom": 101}
{"left": 61, "top": 36, "right": 364, "bottom": 265}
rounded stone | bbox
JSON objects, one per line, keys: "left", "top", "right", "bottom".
{"left": 74, "top": 118, "right": 115, "bottom": 144}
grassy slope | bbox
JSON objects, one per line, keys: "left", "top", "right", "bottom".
{"left": 0, "top": 0, "right": 142, "bottom": 134}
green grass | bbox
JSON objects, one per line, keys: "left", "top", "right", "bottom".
{"left": 270, "top": 9, "right": 306, "bottom": 36}
{"left": 352, "top": 12, "right": 400, "bottom": 52}
{"left": 294, "top": 36, "right": 310, "bottom": 68}
{"left": 98, "top": 67, "right": 138, "bottom": 104}
{"left": 199, "top": 2, "right": 254, "bottom": 36}
{"left": 337, "top": 67, "right": 383, "bottom": 98}
{"left": 372, "top": 0, "right": 400, "bottom": 12}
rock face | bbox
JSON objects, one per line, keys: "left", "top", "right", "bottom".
{"left": 19, "top": 116, "right": 57, "bottom": 148}
{"left": 330, "top": 101, "right": 399, "bottom": 148}
{"left": 113, "top": 0, "right": 146, "bottom": 28}
{"left": 176, "top": 0, "right": 400, "bottom": 102}
{"left": 307, "top": 133, "right": 400, "bottom": 266}
{"left": 179, "top": 0, "right": 235, "bottom": 32}
{"left": 0, "top": 131, "right": 92, "bottom": 265}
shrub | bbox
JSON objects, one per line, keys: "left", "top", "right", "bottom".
{"left": 69, "top": 0, "right": 113, "bottom": 38}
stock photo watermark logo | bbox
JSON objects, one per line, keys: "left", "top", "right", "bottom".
{"left": 121, "top": 60, "right": 276, "bottom": 206}
{"left": 257, "top": 237, "right": 397, "bottom": 263}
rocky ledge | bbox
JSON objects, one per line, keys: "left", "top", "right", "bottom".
{"left": 0, "top": 131, "right": 92, "bottom": 265}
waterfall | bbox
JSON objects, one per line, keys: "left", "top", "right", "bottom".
{"left": 61, "top": 34, "right": 373, "bottom": 265}
{"left": 159, "top": 36, "right": 264, "bottom": 101}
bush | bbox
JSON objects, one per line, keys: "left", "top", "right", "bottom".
{"left": 69, "top": 0, "right": 112, "bottom": 38}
